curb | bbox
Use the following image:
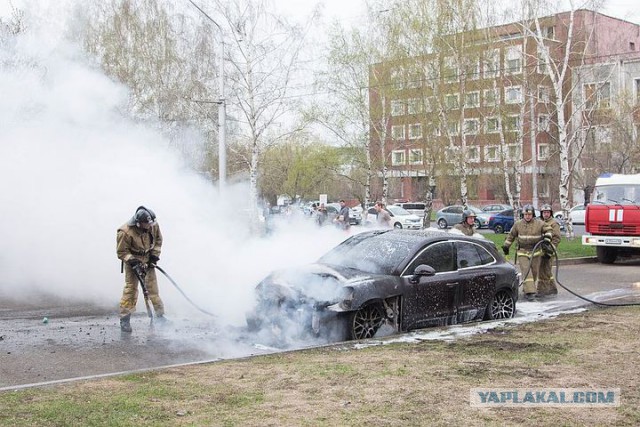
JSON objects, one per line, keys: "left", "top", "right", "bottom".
{"left": 557, "top": 256, "right": 598, "bottom": 266}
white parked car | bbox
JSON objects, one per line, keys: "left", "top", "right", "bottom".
{"left": 367, "top": 205, "right": 423, "bottom": 229}
{"left": 568, "top": 204, "right": 586, "bottom": 225}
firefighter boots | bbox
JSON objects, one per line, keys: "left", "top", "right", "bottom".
{"left": 120, "top": 314, "right": 132, "bottom": 333}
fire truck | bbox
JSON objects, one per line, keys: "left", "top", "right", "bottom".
{"left": 582, "top": 173, "right": 640, "bottom": 264}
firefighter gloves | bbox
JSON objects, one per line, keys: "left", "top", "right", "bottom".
{"left": 149, "top": 255, "right": 160, "bottom": 265}
{"left": 502, "top": 245, "right": 509, "bottom": 256}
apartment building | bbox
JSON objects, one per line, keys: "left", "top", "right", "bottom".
{"left": 369, "top": 10, "right": 640, "bottom": 206}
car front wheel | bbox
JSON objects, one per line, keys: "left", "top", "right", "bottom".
{"left": 393, "top": 222, "right": 403, "bottom": 229}
{"left": 437, "top": 218, "right": 448, "bottom": 229}
{"left": 349, "top": 303, "right": 384, "bottom": 340}
{"left": 484, "top": 290, "right": 516, "bottom": 320}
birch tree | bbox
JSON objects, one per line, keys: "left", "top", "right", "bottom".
{"left": 208, "top": 0, "right": 308, "bottom": 232}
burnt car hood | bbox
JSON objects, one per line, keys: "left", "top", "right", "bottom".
{"left": 257, "top": 263, "right": 377, "bottom": 304}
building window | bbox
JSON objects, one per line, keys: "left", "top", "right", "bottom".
{"left": 484, "top": 145, "right": 499, "bottom": 162}
{"left": 466, "top": 146, "right": 480, "bottom": 162}
{"left": 409, "top": 123, "right": 423, "bottom": 139}
{"left": 444, "top": 146, "right": 459, "bottom": 163}
{"left": 484, "top": 88, "right": 499, "bottom": 106}
{"left": 538, "top": 86, "right": 550, "bottom": 104}
{"left": 586, "top": 126, "right": 612, "bottom": 146}
{"left": 466, "top": 60, "right": 480, "bottom": 80}
{"left": 407, "top": 70, "right": 423, "bottom": 89}
{"left": 539, "top": 180, "right": 550, "bottom": 198}
{"left": 537, "top": 45, "right": 549, "bottom": 74}
{"left": 543, "top": 26, "right": 555, "bottom": 39}
{"left": 391, "top": 150, "right": 406, "bottom": 165}
{"left": 505, "top": 86, "right": 523, "bottom": 104}
{"left": 409, "top": 149, "right": 423, "bottom": 165}
{"left": 391, "top": 125, "right": 405, "bottom": 140}
{"left": 505, "top": 115, "right": 521, "bottom": 133}
{"left": 407, "top": 98, "right": 422, "bottom": 114}
{"left": 444, "top": 56, "right": 459, "bottom": 82}
{"left": 537, "top": 143, "right": 550, "bottom": 160}
{"left": 504, "top": 45, "right": 522, "bottom": 75}
{"left": 634, "top": 78, "right": 640, "bottom": 105}
{"left": 485, "top": 117, "right": 499, "bottom": 133}
{"left": 390, "top": 100, "right": 405, "bottom": 116}
{"left": 390, "top": 69, "right": 404, "bottom": 90}
{"left": 538, "top": 114, "right": 550, "bottom": 132}
{"left": 631, "top": 42, "right": 636, "bottom": 51}
{"left": 506, "top": 144, "right": 521, "bottom": 160}
{"left": 484, "top": 48, "right": 500, "bottom": 78}
{"left": 464, "top": 118, "right": 480, "bottom": 135}
{"left": 447, "top": 121, "right": 460, "bottom": 136}
{"left": 445, "top": 93, "right": 459, "bottom": 109}
{"left": 584, "top": 82, "right": 611, "bottom": 110}
{"left": 464, "top": 91, "right": 480, "bottom": 108}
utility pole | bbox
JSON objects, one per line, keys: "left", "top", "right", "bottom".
{"left": 188, "top": 0, "right": 226, "bottom": 192}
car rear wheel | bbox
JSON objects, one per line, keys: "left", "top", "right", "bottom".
{"left": 484, "top": 290, "right": 516, "bottom": 320}
{"left": 393, "top": 222, "right": 403, "bottom": 229}
{"left": 474, "top": 219, "right": 481, "bottom": 228}
{"left": 349, "top": 303, "right": 384, "bottom": 340}
{"left": 493, "top": 224, "right": 504, "bottom": 234}
{"left": 437, "top": 218, "right": 448, "bottom": 229}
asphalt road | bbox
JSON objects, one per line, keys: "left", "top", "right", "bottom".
{"left": 1, "top": 258, "right": 638, "bottom": 390}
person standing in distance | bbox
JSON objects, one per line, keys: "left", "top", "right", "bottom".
{"left": 374, "top": 201, "right": 393, "bottom": 228}
{"left": 116, "top": 206, "right": 166, "bottom": 332}
{"left": 336, "top": 199, "right": 351, "bottom": 231}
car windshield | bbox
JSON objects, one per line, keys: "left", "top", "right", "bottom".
{"left": 387, "top": 205, "right": 411, "bottom": 216}
{"left": 318, "top": 232, "right": 419, "bottom": 275}
{"left": 468, "top": 206, "right": 484, "bottom": 214}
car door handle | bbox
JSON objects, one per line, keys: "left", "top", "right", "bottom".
{"left": 446, "top": 282, "right": 459, "bottom": 288}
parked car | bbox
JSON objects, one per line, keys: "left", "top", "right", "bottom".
{"left": 435, "top": 205, "right": 489, "bottom": 229}
{"left": 246, "top": 229, "right": 519, "bottom": 342}
{"left": 481, "top": 203, "right": 511, "bottom": 213}
{"left": 366, "top": 205, "right": 423, "bottom": 229}
{"left": 568, "top": 204, "right": 586, "bottom": 225}
{"left": 393, "top": 202, "right": 427, "bottom": 218}
{"left": 488, "top": 209, "right": 518, "bottom": 234}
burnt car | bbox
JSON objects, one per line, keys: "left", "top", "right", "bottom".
{"left": 246, "top": 229, "right": 519, "bottom": 343}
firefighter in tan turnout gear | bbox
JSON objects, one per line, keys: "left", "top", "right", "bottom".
{"left": 537, "top": 204, "right": 562, "bottom": 297}
{"left": 502, "top": 205, "right": 553, "bottom": 301}
{"left": 117, "top": 206, "right": 165, "bottom": 332}
{"left": 452, "top": 209, "right": 477, "bottom": 236}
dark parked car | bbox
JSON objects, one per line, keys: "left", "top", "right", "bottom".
{"left": 246, "top": 230, "right": 519, "bottom": 343}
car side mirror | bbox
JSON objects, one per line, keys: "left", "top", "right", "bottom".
{"left": 410, "top": 264, "right": 436, "bottom": 284}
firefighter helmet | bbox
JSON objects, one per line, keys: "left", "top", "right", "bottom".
{"left": 462, "top": 209, "right": 477, "bottom": 222}
{"left": 522, "top": 204, "right": 536, "bottom": 216}
{"left": 128, "top": 206, "right": 156, "bottom": 226}
{"left": 540, "top": 204, "right": 553, "bottom": 215}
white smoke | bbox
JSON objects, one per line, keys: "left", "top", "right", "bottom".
{"left": 0, "top": 1, "right": 350, "bottom": 340}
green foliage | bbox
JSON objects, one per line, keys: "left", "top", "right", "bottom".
{"left": 482, "top": 233, "right": 596, "bottom": 259}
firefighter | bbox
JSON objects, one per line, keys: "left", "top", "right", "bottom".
{"left": 538, "top": 204, "right": 562, "bottom": 297}
{"left": 117, "top": 206, "right": 165, "bottom": 332}
{"left": 452, "top": 209, "right": 477, "bottom": 236}
{"left": 502, "top": 205, "right": 553, "bottom": 301}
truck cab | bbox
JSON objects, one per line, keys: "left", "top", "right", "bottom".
{"left": 582, "top": 173, "right": 640, "bottom": 263}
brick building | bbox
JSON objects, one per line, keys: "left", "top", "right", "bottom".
{"left": 368, "top": 10, "right": 640, "bottom": 208}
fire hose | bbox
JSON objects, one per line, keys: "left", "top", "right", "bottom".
{"left": 515, "top": 239, "right": 640, "bottom": 307}
{"left": 131, "top": 265, "right": 154, "bottom": 321}
{"left": 154, "top": 265, "right": 217, "bottom": 318}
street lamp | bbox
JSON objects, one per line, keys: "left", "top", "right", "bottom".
{"left": 188, "top": 0, "right": 226, "bottom": 192}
